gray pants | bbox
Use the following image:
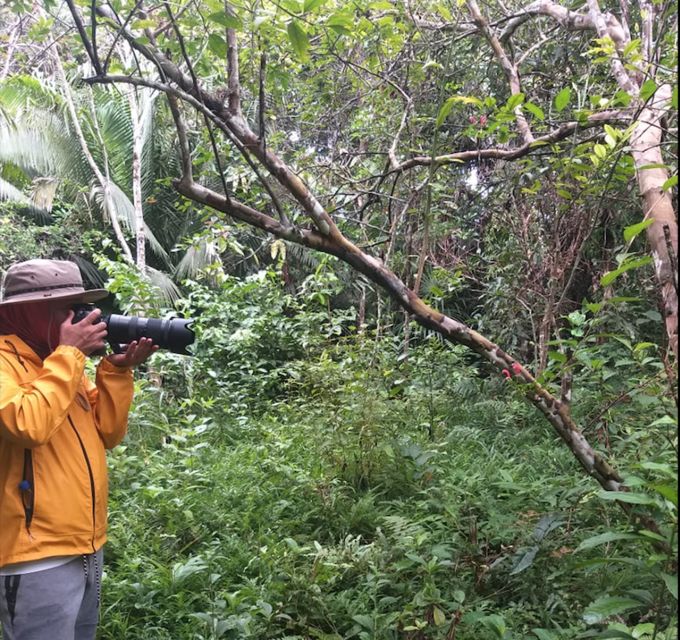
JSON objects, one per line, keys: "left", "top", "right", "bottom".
{"left": 0, "top": 550, "right": 102, "bottom": 640}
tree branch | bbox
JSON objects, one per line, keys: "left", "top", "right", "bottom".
{"left": 467, "top": 0, "right": 534, "bottom": 144}
{"left": 389, "top": 111, "right": 628, "bottom": 174}
{"left": 225, "top": 1, "right": 241, "bottom": 115}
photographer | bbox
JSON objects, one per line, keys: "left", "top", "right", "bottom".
{"left": 0, "top": 258, "right": 157, "bottom": 640}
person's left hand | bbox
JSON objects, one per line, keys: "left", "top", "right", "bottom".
{"left": 105, "top": 337, "right": 158, "bottom": 369}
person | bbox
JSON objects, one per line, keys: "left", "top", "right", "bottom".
{"left": 0, "top": 258, "right": 157, "bottom": 640}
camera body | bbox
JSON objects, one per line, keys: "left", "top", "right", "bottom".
{"left": 72, "top": 304, "right": 195, "bottom": 355}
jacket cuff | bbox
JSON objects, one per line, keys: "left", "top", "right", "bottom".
{"left": 98, "top": 357, "right": 134, "bottom": 375}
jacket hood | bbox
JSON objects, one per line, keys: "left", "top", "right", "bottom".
{"left": 0, "top": 334, "right": 45, "bottom": 366}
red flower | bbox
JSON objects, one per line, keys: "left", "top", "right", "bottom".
{"left": 479, "top": 115, "right": 488, "bottom": 126}
{"left": 502, "top": 369, "right": 511, "bottom": 380}
{"left": 511, "top": 362, "right": 522, "bottom": 375}
{"left": 469, "top": 115, "right": 478, "bottom": 124}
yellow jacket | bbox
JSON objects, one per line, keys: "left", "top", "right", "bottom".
{"left": 0, "top": 335, "right": 134, "bottom": 567}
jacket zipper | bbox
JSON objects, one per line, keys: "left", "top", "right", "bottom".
{"left": 67, "top": 415, "right": 97, "bottom": 552}
{"left": 19, "top": 449, "right": 35, "bottom": 538}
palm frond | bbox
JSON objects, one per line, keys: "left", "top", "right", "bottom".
{"left": 91, "top": 180, "right": 170, "bottom": 263}
{"left": 174, "top": 237, "right": 223, "bottom": 279}
{"left": 146, "top": 265, "right": 181, "bottom": 304}
{"left": 0, "top": 176, "right": 29, "bottom": 203}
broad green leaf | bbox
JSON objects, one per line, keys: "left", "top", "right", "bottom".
{"left": 640, "top": 79, "right": 657, "bottom": 101}
{"left": 576, "top": 532, "right": 640, "bottom": 551}
{"left": 637, "top": 460, "right": 677, "bottom": 474}
{"left": 304, "top": 0, "right": 325, "bottom": 10}
{"left": 594, "top": 143, "right": 607, "bottom": 159}
{"left": 505, "top": 93, "right": 525, "bottom": 111}
{"left": 132, "top": 18, "right": 155, "bottom": 29}
{"left": 436, "top": 96, "right": 482, "bottom": 127}
{"left": 623, "top": 38, "right": 641, "bottom": 57}
{"left": 614, "top": 89, "right": 633, "bottom": 106}
{"left": 532, "top": 630, "right": 558, "bottom": 640}
{"left": 662, "top": 174, "right": 677, "bottom": 190}
{"left": 436, "top": 97, "right": 456, "bottom": 128}
{"left": 661, "top": 572, "right": 678, "bottom": 599}
{"left": 524, "top": 102, "right": 545, "bottom": 120}
{"left": 600, "top": 256, "right": 652, "bottom": 286}
{"left": 351, "top": 614, "right": 374, "bottom": 630}
{"left": 647, "top": 415, "right": 677, "bottom": 427}
{"left": 280, "top": 0, "right": 302, "bottom": 11}
{"left": 287, "top": 20, "right": 310, "bottom": 61}
{"left": 597, "top": 490, "right": 656, "bottom": 505}
{"left": 554, "top": 87, "right": 571, "bottom": 112}
{"left": 326, "top": 11, "right": 354, "bottom": 33}
{"left": 638, "top": 162, "right": 670, "bottom": 170}
{"left": 623, "top": 218, "right": 654, "bottom": 242}
{"left": 479, "top": 614, "right": 507, "bottom": 636}
{"left": 207, "top": 11, "right": 242, "bottom": 29}
{"left": 207, "top": 33, "right": 227, "bottom": 59}
{"left": 435, "top": 3, "right": 452, "bottom": 19}
{"left": 433, "top": 606, "right": 447, "bottom": 626}
{"left": 583, "top": 596, "right": 643, "bottom": 625}
{"left": 604, "top": 124, "right": 618, "bottom": 139}
{"left": 650, "top": 483, "right": 678, "bottom": 505}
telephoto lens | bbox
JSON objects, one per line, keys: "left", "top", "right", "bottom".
{"left": 72, "top": 305, "right": 195, "bottom": 355}
{"left": 106, "top": 314, "right": 194, "bottom": 355}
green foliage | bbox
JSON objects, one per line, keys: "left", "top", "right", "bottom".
{"left": 89, "top": 268, "right": 677, "bottom": 639}
{"left": 1, "top": 1, "right": 678, "bottom": 638}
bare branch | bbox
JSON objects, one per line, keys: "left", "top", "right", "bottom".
{"left": 585, "top": 0, "right": 637, "bottom": 94}
{"left": 388, "top": 97, "right": 413, "bottom": 170}
{"left": 389, "top": 111, "right": 628, "bottom": 174}
{"left": 225, "top": 1, "right": 241, "bottom": 115}
{"left": 466, "top": 0, "right": 534, "bottom": 144}
{"left": 166, "top": 94, "right": 192, "bottom": 182}
{"left": 63, "top": 0, "right": 100, "bottom": 72}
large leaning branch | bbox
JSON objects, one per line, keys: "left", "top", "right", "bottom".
{"left": 63, "top": 1, "right": 656, "bottom": 499}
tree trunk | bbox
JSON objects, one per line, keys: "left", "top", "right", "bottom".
{"left": 629, "top": 84, "right": 678, "bottom": 358}
{"left": 128, "top": 89, "right": 147, "bottom": 273}
{"left": 54, "top": 51, "right": 134, "bottom": 264}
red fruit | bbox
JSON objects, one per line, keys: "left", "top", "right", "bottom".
{"left": 511, "top": 362, "right": 522, "bottom": 375}
{"left": 502, "top": 369, "right": 511, "bottom": 380}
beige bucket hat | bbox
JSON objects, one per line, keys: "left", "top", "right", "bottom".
{"left": 0, "top": 259, "right": 108, "bottom": 307}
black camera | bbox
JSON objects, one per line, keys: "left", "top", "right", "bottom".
{"left": 72, "top": 304, "right": 195, "bottom": 355}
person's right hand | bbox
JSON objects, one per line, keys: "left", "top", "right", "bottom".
{"left": 59, "top": 309, "right": 108, "bottom": 356}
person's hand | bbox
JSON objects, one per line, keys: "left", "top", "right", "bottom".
{"left": 59, "top": 309, "right": 108, "bottom": 356}
{"left": 105, "top": 338, "right": 158, "bottom": 369}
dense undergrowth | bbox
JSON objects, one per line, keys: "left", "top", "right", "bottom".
{"left": 95, "top": 267, "right": 677, "bottom": 640}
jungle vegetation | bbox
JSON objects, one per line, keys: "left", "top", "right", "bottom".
{"left": 0, "top": 0, "right": 677, "bottom": 637}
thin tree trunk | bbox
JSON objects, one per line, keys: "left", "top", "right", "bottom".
{"left": 128, "top": 89, "right": 147, "bottom": 273}
{"left": 54, "top": 51, "right": 134, "bottom": 263}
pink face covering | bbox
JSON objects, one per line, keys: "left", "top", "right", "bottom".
{"left": 0, "top": 302, "right": 59, "bottom": 359}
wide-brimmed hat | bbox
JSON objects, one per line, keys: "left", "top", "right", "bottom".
{"left": 0, "top": 259, "right": 108, "bottom": 307}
